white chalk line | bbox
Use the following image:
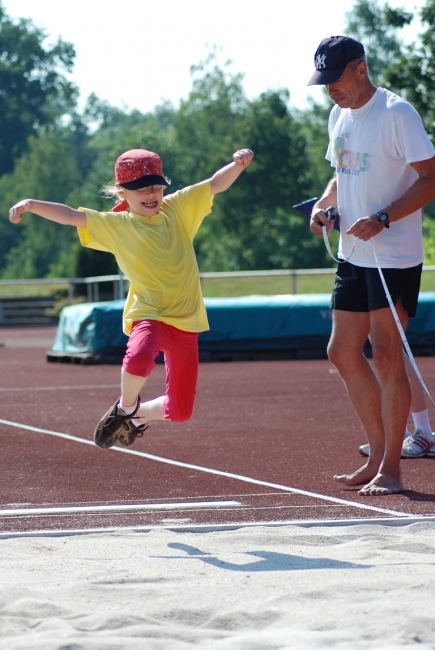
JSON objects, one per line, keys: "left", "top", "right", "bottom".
{"left": 0, "top": 417, "right": 416, "bottom": 519}
{"left": 0, "top": 501, "right": 241, "bottom": 518}
{"left": 2, "top": 516, "right": 435, "bottom": 540}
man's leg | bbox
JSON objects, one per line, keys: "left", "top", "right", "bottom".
{"left": 357, "top": 349, "right": 429, "bottom": 458}
{"left": 328, "top": 309, "right": 386, "bottom": 486}
{"left": 359, "top": 300, "right": 410, "bottom": 495}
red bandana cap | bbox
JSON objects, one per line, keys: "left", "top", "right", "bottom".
{"left": 112, "top": 149, "right": 171, "bottom": 212}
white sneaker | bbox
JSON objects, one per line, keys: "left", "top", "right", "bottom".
{"left": 358, "top": 430, "right": 412, "bottom": 458}
{"left": 358, "top": 443, "right": 370, "bottom": 457}
{"left": 401, "top": 428, "right": 435, "bottom": 458}
{"left": 400, "top": 428, "right": 435, "bottom": 458}
{"left": 427, "top": 435, "right": 435, "bottom": 458}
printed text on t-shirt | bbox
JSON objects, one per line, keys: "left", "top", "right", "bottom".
{"left": 332, "top": 133, "right": 371, "bottom": 175}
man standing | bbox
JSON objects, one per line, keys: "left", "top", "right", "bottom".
{"left": 308, "top": 35, "right": 435, "bottom": 495}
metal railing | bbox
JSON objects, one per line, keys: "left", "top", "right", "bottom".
{"left": 0, "top": 274, "right": 126, "bottom": 303}
{"left": 199, "top": 268, "right": 337, "bottom": 295}
{"left": 1, "top": 266, "right": 435, "bottom": 302}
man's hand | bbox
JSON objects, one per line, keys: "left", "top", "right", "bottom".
{"left": 233, "top": 149, "right": 254, "bottom": 168}
{"left": 310, "top": 208, "right": 335, "bottom": 237}
{"left": 9, "top": 200, "right": 32, "bottom": 224}
{"left": 346, "top": 215, "right": 385, "bottom": 240}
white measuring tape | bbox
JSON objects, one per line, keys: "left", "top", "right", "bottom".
{"left": 322, "top": 213, "right": 435, "bottom": 405}
{"left": 321, "top": 206, "right": 356, "bottom": 263}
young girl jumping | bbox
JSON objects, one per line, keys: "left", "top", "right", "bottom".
{"left": 9, "top": 147, "right": 254, "bottom": 449}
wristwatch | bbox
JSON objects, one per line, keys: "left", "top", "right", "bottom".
{"left": 376, "top": 211, "right": 390, "bottom": 228}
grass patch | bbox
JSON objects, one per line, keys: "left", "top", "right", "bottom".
{"left": 420, "top": 270, "right": 435, "bottom": 292}
{"left": 201, "top": 271, "right": 334, "bottom": 297}
{"left": 0, "top": 283, "right": 72, "bottom": 298}
{"left": 201, "top": 268, "right": 435, "bottom": 297}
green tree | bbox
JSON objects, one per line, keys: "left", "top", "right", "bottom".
{"left": 0, "top": 49, "right": 341, "bottom": 280}
{"left": 174, "top": 52, "right": 247, "bottom": 187}
{"left": 194, "top": 89, "right": 324, "bottom": 271}
{"left": 297, "top": 99, "right": 332, "bottom": 195}
{"left": 345, "top": 0, "right": 413, "bottom": 86}
{"left": 0, "top": 1, "right": 77, "bottom": 175}
{"left": 383, "top": 1, "right": 435, "bottom": 144}
{"left": 0, "top": 129, "right": 82, "bottom": 278}
{"left": 344, "top": 0, "right": 435, "bottom": 223}
{"left": 169, "top": 54, "right": 330, "bottom": 270}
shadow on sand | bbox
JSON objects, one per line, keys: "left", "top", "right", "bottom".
{"left": 161, "top": 543, "right": 371, "bottom": 572}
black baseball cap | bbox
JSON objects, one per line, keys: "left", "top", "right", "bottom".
{"left": 307, "top": 35, "right": 365, "bottom": 86}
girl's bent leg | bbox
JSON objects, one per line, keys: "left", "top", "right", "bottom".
{"left": 137, "top": 396, "right": 166, "bottom": 422}
{"left": 161, "top": 325, "right": 199, "bottom": 423}
{"left": 121, "top": 368, "right": 147, "bottom": 408}
{"left": 122, "top": 319, "right": 161, "bottom": 407}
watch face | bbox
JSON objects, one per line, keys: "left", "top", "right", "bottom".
{"left": 377, "top": 212, "right": 388, "bottom": 223}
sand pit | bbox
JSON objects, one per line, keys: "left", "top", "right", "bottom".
{"left": 1, "top": 521, "right": 435, "bottom": 649}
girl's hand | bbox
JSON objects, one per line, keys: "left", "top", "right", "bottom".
{"left": 9, "top": 200, "right": 32, "bottom": 224}
{"left": 233, "top": 149, "right": 254, "bottom": 168}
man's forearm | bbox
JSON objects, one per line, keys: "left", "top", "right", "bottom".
{"left": 383, "top": 155, "right": 435, "bottom": 224}
{"left": 314, "top": 176, "right": 337, "bottom": 211}
{"left": 384, "top": 176, "right": 435, "bottom": 224}
{"left": 310, "top": 176, "right": 338, "bottom": 236}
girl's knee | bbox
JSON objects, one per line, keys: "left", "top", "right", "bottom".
{"left": 123, "top": 347, "right": 157, "bottom": 376}
{"left": 171, "top": 412, "right": 192, "bottom": 424}
{"left": 164, "top": 397, "right": 195, "bottom": 423}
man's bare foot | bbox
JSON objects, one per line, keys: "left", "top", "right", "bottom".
{"left": 359, "top": 472, "right": 404, "bottom": 496}
{"left": 333, "top": 462, "right": 378, "bottom": 487}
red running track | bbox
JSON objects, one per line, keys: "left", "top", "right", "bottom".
{"left": 0, "top": 327, "right": 434, "bottom": 535}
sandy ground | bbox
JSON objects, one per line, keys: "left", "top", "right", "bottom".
{"left": 1, "top": 522, "right": 435, "bottom": 649}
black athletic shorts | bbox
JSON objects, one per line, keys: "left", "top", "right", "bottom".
{"left": 330, "top": 261, "right": 422, "bottom": 317}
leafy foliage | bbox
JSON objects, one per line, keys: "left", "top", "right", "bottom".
{"left": 0, "top": 129, "right": 82, "bottom": 278}
{"left": 0, "top": 43, "right": 359, "bottom": 279}
{"left": 4, "top": 1, "right": 435, "bottom": 281}
{"left": 345, "top": 0, "right": 413, "bottom": 85}
{"left": 0, "top": 1, "right": 77, "bottom": 175}
{"left": 344, "top": 0, "right": 435, "bottom": 229}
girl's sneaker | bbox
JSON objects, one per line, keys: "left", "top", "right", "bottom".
{"left": 118, "top": 421, "right": 149, "bottom": 447}
{"left": 94, "top": 396, "right": 141, "bottom": 449}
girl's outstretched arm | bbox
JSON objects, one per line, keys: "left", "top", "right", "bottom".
{"left": 9, "top": 200, "right": 87, "bottom": 228}
{"left": 209, "top": 149, "right": 254, "bottom": 195}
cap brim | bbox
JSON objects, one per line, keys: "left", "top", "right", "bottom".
{"left": 118, "top": 175, "right": 171, "bottom": 190}
{"left": 307, "top": 62, "right": 347, "bottom": 86}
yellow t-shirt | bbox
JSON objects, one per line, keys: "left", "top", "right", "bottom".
{"left": 77, "top": 180, "right": 213, "bottom": 335}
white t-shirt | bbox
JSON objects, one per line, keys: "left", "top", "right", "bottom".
{"left": 326, "top": 87, "right": 435, "bottom": 268}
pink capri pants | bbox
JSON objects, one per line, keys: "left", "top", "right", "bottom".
{"left": 122, "top": 320, "right": 199, "bottom": 423}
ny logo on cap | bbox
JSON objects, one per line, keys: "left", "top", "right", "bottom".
{"left": 315, "top": 53, "right": 326, "bottom": 70}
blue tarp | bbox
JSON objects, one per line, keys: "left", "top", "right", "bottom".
{"left": 52, "top": 300, "right": 128, "bottom": 354}
{"left": 51, "top": 292, "right": 435, "bottom": 356}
